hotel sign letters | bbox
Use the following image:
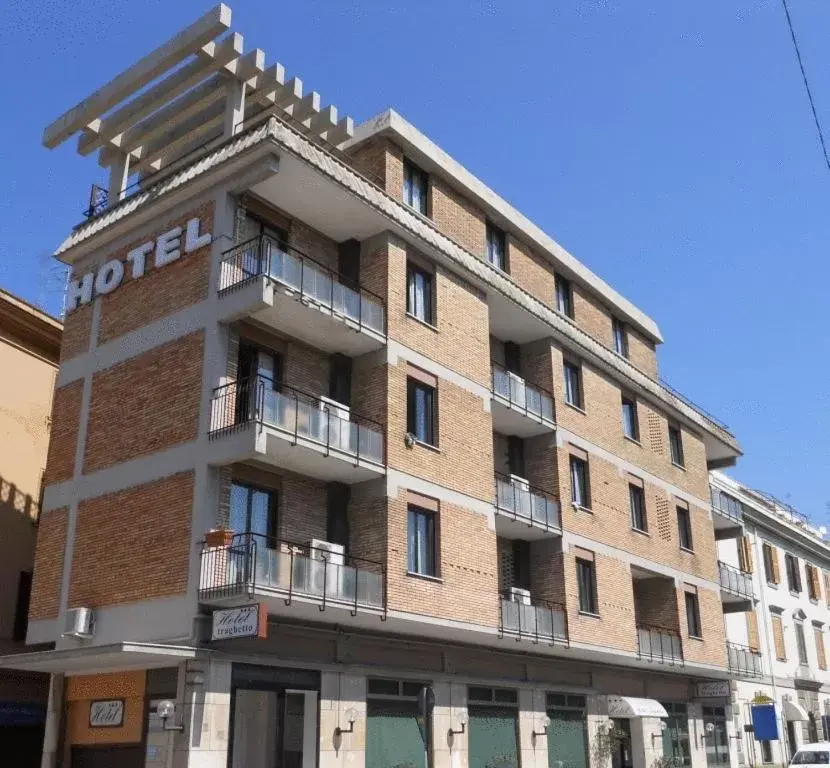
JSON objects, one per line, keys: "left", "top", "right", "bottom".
{"left": 89, "top": 698, "right": 125, "bottom": 728}
{"left": 211, "top": 603, "right": 267, "bottom": 641}
{"left": 66, "top": 216, "right": 212, "bottom": 313}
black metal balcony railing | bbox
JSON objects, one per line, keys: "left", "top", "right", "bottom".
{"left": 710, "top": 487, "right": 744, "bottom": 523}
{"left": 727, "top": 642, "right": 763, "bottom": 678}
{"left": 499, "top": 590, "right": 568, "bottom": 646}
{"left": 494, "top": 473, "right": 560, "bottom": 531}
{"left": 209, "top": 375, "right": 385, "bottom": 467}
{"left": 491, "top": 362, "right": 556, "bottom": 424}
{"left": 718, "top": 561, "right": 755, "bottom": 599}
{"left": 637, "top": 624, "right": 684, "bottom": 665}
{"left": 200, "top": 532, "right": 387, "bottom": 617}
{"left": 219, "top": 234, "right": 386, "bottom": 336}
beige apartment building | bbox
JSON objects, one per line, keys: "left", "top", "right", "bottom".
{"left": 3, "top": 6, "right": 745, "bottom": 768}
{"left": 0, "top": 288, "right": 61, "bottom": 766}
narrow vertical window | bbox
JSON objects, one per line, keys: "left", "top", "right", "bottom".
{"left": 795, "top": 621, "right": 809, "bottom": 665}
{"left": 406, "top": 261, "right": 434, "bottom": 324}
{"left": 563, "top": 360, "right": 583, "bottom": 409}
{"left": 576, "top": 558, "right": 597, "bottom": 614}
{"left": 555, "top": 274, "right": 573, "bottom": 318}
{"left": 629, "top": 482, "right": 647, "bottom": 532}
{"left": 669, "top": 424, "right": 685, "bottom": 467}
{"left": 407, "top": 505, "right": 437, "bottom": 576}
{"left": 569, "top": 455, "right": 590, "bottom": 509}
{"left": 677, "top": 505, "right": 693, "bottom": 551}
{"left": 621, "top": 395, "right": 638, "bottom": 440}
{"left": 685, "top": 592, "right": 702, "bottom": 638}
{"left": 407, "top": 377, "right": 437, "bottom": 446}
{"left": 403, "top": 159, "right": 428, "bottom": 215}
{"left": 613, "top": 317, "right": 629, "bottom": 358}
{"left": 486, "top": 221, "right": 506, "bottom": 271}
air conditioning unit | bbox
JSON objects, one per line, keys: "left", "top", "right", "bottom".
{"left": 307, "top": 540, "right": 346, "bottom": 600}
{"left": 318, "top": 396, "right": 353, "bottom": 452}
{"left": 509, "top": 474, "right": 530, "bottom": 490}
{"left": 63, "top": 607, "right": 95, "bottom": 639}
{"left": 507, "top": 371, "right": 526, "bottom": 405}
{"left": 509, "top": 474, "right": 531, "bottom": 516}
{"left": 509, "top": 587, "right": 532, "bottom": 605}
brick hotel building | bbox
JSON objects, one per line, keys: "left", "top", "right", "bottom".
{"left": 4, "top": 6, "right": 748, "bottom": 768}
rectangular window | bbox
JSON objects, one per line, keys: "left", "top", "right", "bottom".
{"left": 621, "top": 395, "right": 639, "bottom": 440}
{"left": 486, "top": 221, "right": 506, "bottom": 271}
{"left": 738, "top": 535, "right": 754, "bottom": 573}
{"left": 576, "top": 558, "right": 598, "bottom": 614}
{"left": 569, "top": 455, "right": 590, "bottom": 509}
{"left": 795, "top": 622, "right": 809, "bottom": 665}
{"left": 563, "top": 360, "right": 583, "bottom": 408}
{"left": 229, "top": 482, "right": 278, "bottom": 542}
{"left": 555, "top": 274, "right": 573, "bottom": 317}
{"left": 407, "top": 505, "right": 437, "bottom": 577}
{"left": 685, "top": 591, "right": 702, "bottom": 638}
{"left": 807, "top": 564, "right": 821, "bottom": 601}
{"left": 762, "top": 543, "right": 778, "bottom": 584}
{"left": 403, "top": 159, "right": 428, "bottom": 215}
{"left": 406, "top": 377, "right": 437, "bottom": 446}
{"left": 677, "top": 505, "right": 693, "bottom": 551}
{"left": 771, "top": 614, "right": 787, "bottom": 660}
{"left": 815, "top": 627, "right": 827, "bottom": 671}
{"left": 669, "top": 424, "right": 685, "bottom": 467}
{"left": 629, "top": 482, "right": 647, "bottom": 532}
{"left": 613, "top": 317, "right": 629, "bottom": 358}
{"left": 406, "top": 261, "right": 434, "bottom": 324}
{"left": 786, "top": 554, "right": 802, "bottom": 593}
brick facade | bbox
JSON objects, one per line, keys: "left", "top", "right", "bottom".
{"left": 43, "top": 380, "right": 83, "bottom": 486}
{"left": 29, "top": 507, "right": 68, "bottom": 620}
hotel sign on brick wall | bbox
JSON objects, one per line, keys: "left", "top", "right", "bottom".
{"left": 211, "top": 603, "right": 267, "bottom": 641}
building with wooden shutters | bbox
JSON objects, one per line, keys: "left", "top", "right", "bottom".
{"left": 712, "top": 471, "right": 830, "bottom": 768}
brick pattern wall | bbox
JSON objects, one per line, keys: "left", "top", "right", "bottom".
{"left": 29, "top": 508, "right": 68, "bottom": 620}
{"left": 677, "top": 586, "right": 728, "bottom": 667}
{"left": 279, "top": 473, "right": 327, "bottom": 544}
{"left": 633, "top": 578, "right": 680, "bottom": 631}
{"left": 629, "top": 329, "right": 658, "bottom": 378}
{"left": 68, "top": 472, "right": 193, "bottom": 608}
{"left": 573, "top": 286, "right": 613, "bottom": 348}
{"left": 60, "top": 304, "right": 92, "bottom": 361}
{"left": 289, "top": 218, "right": 338, "bottom": 272}
{"left": 96, "top": 203, "right": 213, "bottom": 344}
{"left": 507, "top": 236, "right": 556, "bottom": 308}
{"left": 83, "top": 331, "right": 204, "bottom": 474}
{"left": 430, "top": 176, "right": 486, "bottom": 258}
{"left": 523, "top": 434, "right": 559, "bottom": 497}
{"left": 44, "top": 380, "right": 83, "bottom": 486}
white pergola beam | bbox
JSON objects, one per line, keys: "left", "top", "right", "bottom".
{"left": 44, "top": 3, "right": 232, "bottom": 148}
{"left": 273, "top": 76, "right": 303, "bottom": 109}
{"left": 77, "top": 32, "right": 244, "bottom": 157}
{"left": 232, "top": 48, "right": 265, "bottom": 83}
{"left": 325, "top": 116, "right": 354, "bottom": 147}
{"left": 291, "top": 91, "right": 320, "bottom": 124}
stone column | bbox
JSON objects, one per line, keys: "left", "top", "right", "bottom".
{"left": 433, "top": 681, "right": 467, "bottom": 768}
{"left": 171, "top": 658, "right": 232, "bottom": 768}
{"left": 40, "top": 673, "right": 63, "bottom": 768}
{"left": 518, "top": 688, "right": 549, "bottom": 768}
{"left": 320, "top": 672, "right": 366, "bottom": 768}
{"left": 687, "top": 702, "right": 707, "bottom": 768}
{"left": 630, "top": 717, "right": 664, "bottom": 768}
{"left": 586, "top": 695, "right": 612, "bottom": 768}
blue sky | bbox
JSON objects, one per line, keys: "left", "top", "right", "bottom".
{"left": 2, "top": 1, "right": 828, "bottom": 521}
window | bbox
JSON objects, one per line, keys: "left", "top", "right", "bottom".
{"left": 629, "top": 482, "right": 647, "bottom": 532}
{"left": 815, "top": 627, "right": 827, "bottom": 671}
{"left": 563, "top": 360, "right": 583, "bottom": 409}
{"left": 13, "top": 570, "right": 32, "bottom": 642}
{"left": 403, "top": 159, "right": 428, "bottom": 215}
{"left": 685, "top": 592, "right": 702, "bottom": 638}
{"left": 786, "top": 554, "right": 802, "bottom": 593}
{"left": 806, "top": 564, "right": 821, "bottom": 601}
{"left": 229, "top": 482, "right": 277, "bottom": 542}
{"left": 576, "top": 558, "right": 598, "bottom": 614}
{"left": 612, "top": 317, "right": 629, "bottom": 358}
{"left": 760, "top": 741, "right": 773, "bottom": 764}
{"left": 795, "top": 621, "right": 809, "bottom": 665}
{"left": 621, "top": 395, "right": 639, "bottom": 440}
{"left": 407, "top": 505, "right": 437, "bottom": 576}
{"left": 570, "top": 455, "right": 590, "bottom": 509}
{"left": 677, "top": 505, "right": 693, "bottom": 551}
{"left": 486, "top": 221, "right": 506, "bottom": 271}
{"left": 771, "top": 614, "right": 787, "bottom": 660}
{"left": 555, "top": 274, "right": 573, "bottom": 317}
{"left": 407, "top": 377, "right": 437, "bottom": 446}
{"left": 669, "top": 424, "right": 684, "bottom": 467}
{"left": 762, "top": 543, "right": 779, "bottom": 584}
{"left": 406, "top": 261, "right": 434, "bottom": 324}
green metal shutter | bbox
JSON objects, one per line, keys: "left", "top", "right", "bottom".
{"left": 468, "top": 706, "right": 520, "bottom": 768}
{"left": 547, "top": 709, "right": 589, "bottom": 768}
{"left": 366, "top": 700, "right": 426, "bottom": 768}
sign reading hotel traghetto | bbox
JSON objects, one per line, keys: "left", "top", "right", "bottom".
{"left": 66, "top": 216, "right": 212, "bottom": 313}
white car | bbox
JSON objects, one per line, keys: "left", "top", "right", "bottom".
{"left": 791, "top": 744, "right": 830, "bottom": 768}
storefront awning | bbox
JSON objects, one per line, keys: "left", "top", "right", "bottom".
{"left": 0, "top": 643, "right": 199, "bottom": 675}
{"left": 607, "top": 696, "right": 669, "bottom": 719}
{"left": 783, "top": 699, "right": 809, "bottom": 721}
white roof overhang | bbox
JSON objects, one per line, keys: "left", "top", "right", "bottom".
{"left": 607, "top": 696, "right": 669, "bottom": 719}
{"left": 784, "top": 699, "right": 810, "bottom": 721}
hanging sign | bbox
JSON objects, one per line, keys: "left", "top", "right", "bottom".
{"left": 211, "top": 603, "right": 267, "bottom": 641}
{"left": 89, "top": 699, "right": 125, "bottom": 728}
{"left": 696, "top": 681, "right": 731, "bottom": 699}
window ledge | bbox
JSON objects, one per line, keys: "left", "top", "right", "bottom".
{"left": 632, "top": 527, "right": 650, "bottom": 537}
{"left": 406, "top": 571, "right": 443, "bottom": 584}
{"left": 688, "top": 634, "right": 704, "bottom": 642}
{"left": 623, "top": 435, "right": 642, "bottom": 447}
{"left": 578, "top": 611, "right": 601, "bottom": 619}
{"left": 671, "top": 461, "right": 686, "bottom": 472}
{"left": 405, "top": 312, "right": 439, "bottom": 332}
{"left": 680, "top": 546, "right": 695, "bottom": 555}
{"left": 571, "top": 503, "right": 593, "bottom": 514}
{"left": 767, "top": 582, "right": 779, "bottom": 589}
{"left": 564, "top": 401, "right": 586, "bottom": 416}
{"left": 413, "top": 439, "right": 441, "bottom": 454}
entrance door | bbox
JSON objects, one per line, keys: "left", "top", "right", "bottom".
{"left": 230, "top": 688, "right": 317, "bottom": 768}
{"left": 610, "top": 719, "right": 633, "bottom": 768}
{"left": 704, "top": 718, "right": 729, "bottom": 768}
{"left": 71, "top": 745, "right": 144, "bottom": 768}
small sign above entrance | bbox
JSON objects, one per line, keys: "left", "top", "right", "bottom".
{"left": 89, "top": 699, "right": 124, "bottom": 728}
{"left": 696, "top": 681, "right": 731, "bottom": 699}
{"left": 211, "top": 604, "right": 267, "bottom": 641}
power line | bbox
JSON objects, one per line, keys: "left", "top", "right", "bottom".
{"left": 780, "top": 0, "right": 830, "bottom": 172}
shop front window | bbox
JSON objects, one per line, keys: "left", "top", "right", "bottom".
{"left": 703, "top": 706, "right": 729, "bottom": 768}
{"left": 661, "top": 702, "right": 691, "bottom": 767}
{"left": 546, "top": 693, "right": 589, "bottom": 768}
{"left": 468, "top": 687, "right": 520, "bottom": 768}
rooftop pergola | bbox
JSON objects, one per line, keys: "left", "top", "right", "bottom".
{"left": 43, "top": 4, "right": 354, "bottom": 214}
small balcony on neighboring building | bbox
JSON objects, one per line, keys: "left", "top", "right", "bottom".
{"left": 710, "top": 486, "right": 745, "bottom": 540}
{"left": 217, "top": 235, "right": 386, "bottom": 356}
{"left": 494, "top": 473, "right": 561, "bottom": 539}
{"left": 208, "top": 376, "right": 385, "bottom": 483}
{"left": 727, "top": 642, "right": 764, "bottom": 679}
{"left": 499, "top": 589, "right": 568, "bottom": 647}
{"left": 490, "top": 361, "right": 556, "bottom": 437}
{"left": 632, "top": 566, "right": 684, "bottom": 666}
{"left": 199, "top": 533, "right": 386, "bottom": 621}
{"left": 718, "top": 561, "right": 754, "bottom": 612}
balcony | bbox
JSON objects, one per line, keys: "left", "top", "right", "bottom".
{"left": 727, "top": 642, "right": 763, "bottom": 679}
{"left": 494, "top": 473, "right": 561, "bottom": 539}
{"left": 490, "top": 362, "right": 556, "bottom": 437}
{"left": 199, "top": 533, "right": 386, "bottom": 620}
{"left": 637, "top": 625, "right": 684, "bottom": 666}
{"left": 710, "top": 487, "right": 744, "bottom": 539}
{"left": 207, "top": 376, "right": 385, "bottom": 483}
{"left": 718, "top": 561, "right": 754, "bottom": 611}
{"left": 217, "top": 235, "right": 386, "bottom": 356}
{"left": 499, "top": 591, "right": 568, "bottom": 646}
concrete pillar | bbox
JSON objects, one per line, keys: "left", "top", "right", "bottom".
{"left": 40, "top": 674, "right": 63, "bottom": 768}
{"left": 319, "top": 672, "right": 366, "bottom": 768}
{"left": 725, "top": 704, "right": 740, "bottom": 768}
{"left": 432, "top": 680, "right": 467, "bottom": 768}
{"left": 518, "top": 688, "right": 548, "bottom": 768}
{"left": 108, "top": 151, "right": 131, "bottom": 202}
{"left": 586, "top": 695, "right": 612, "bottom": 768}
{"left": 224, "top": 79, "right": 246, "bottom": 137}
{"left": 170, "top": 658, "right": 231, "bottom": 768}
{"left": 688, "top": 702, "right": 707, "bottom": 768}
{"left": 630, "top": 717, "right": 664, "bottom": 768}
